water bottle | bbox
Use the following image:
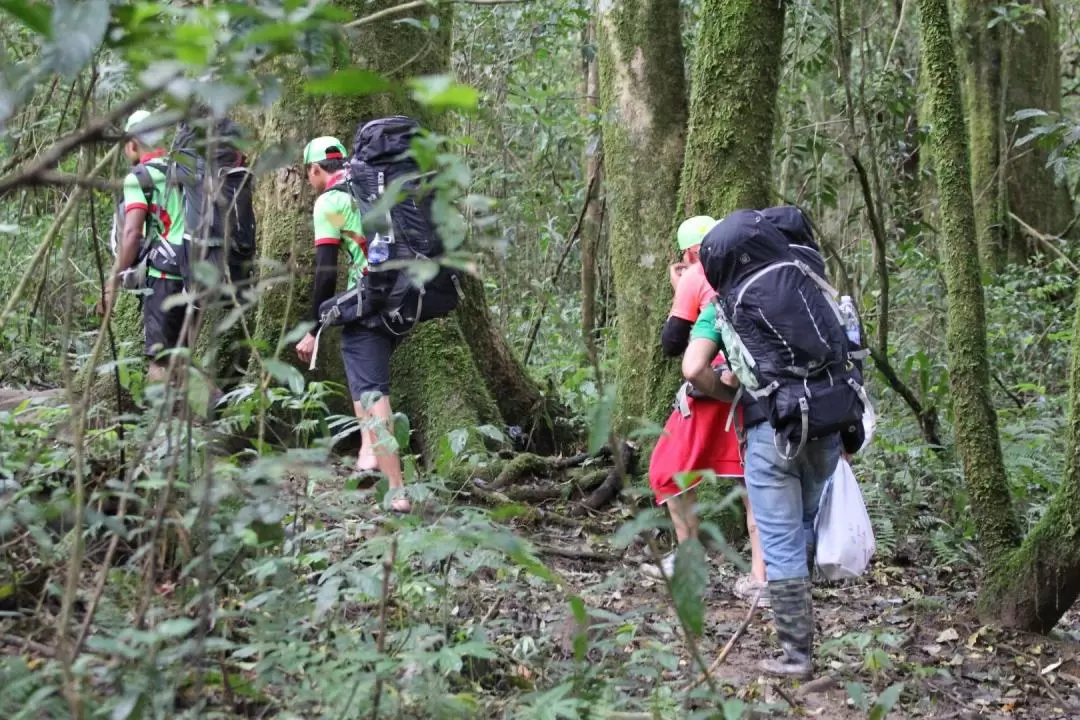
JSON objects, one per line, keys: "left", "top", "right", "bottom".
{"left": 367, "top": 235, "right": 390, "bottom": 265}
{"left": 839, "top": 295, "right": 860, "bottom": 345}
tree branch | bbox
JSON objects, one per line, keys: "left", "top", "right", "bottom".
{"left": 521, "top": 153, "right": 603, "bottom": 366}
{"left": 1008, "top": 211, "right": 1080, "bottom": 274}
{"left": 346, "top": 0, "right": 530, "bottom": 29}
{"left": 0, "top": 84, "right": 169, "bottom": 198}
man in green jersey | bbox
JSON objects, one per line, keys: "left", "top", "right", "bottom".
{"left": 294, "top": 136, "right": 411, "bottom": 513}
{"left": 102, "top": 110, "right": 189, "bottom": 385}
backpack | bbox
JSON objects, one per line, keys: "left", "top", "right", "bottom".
{"left": 700, "top": 209, "right": 868, "bottom": 460}
{"left": 759, "top": 204, "right": 872, "bottom": 454}
{"left": 172, "top": 115, "right": 257, "bottom": 301}
{"left": 109, "top": 161, "right": 183, "bottom": 290}
{"left": 336, "top": 116, "right": 461, "bottom": 335}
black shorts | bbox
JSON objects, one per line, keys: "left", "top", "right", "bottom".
{"left": 340, "top": 322, "right": 402, "bottom": 401}
{"left": 143, "top": 275, "right": 188, "bottom": 359}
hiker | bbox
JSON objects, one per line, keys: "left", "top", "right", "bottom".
{"left": 661, "top": 215, "right": 719, "bottom": 357}
{"left": 293, "top": 136, "right": 411, "bottom": 513}
{"left": 100, "top": 110, "right": 189, "bottom": 385}
{"left": 700, "top": 208, "right": 865, "bottom": 679}
{"left": 644, "top": 216, "right": 769, "bottom": 606}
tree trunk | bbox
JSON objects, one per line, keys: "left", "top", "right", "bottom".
{"left": 917, "top": 0, "right": 1022, "bottom": 563}
{"left": 1000, "top": 0, "right": 1075, "bottom": 255}
{"left": 678, "top": 0, "right": 785, "bottom": 216}
{"left": 956, "top": 0, "right": 1006, "bottom": 272}
{"left": 581, "top": 16, "right": 603, "bottom": 360}
{"left": 454, "top": 273, "right": 570, "bottom": 454}
{"left": 249, "top": 1, "right": 500, "bottom": 457}
{"left": 957, "top": 0, "right": 1074, "bottom": 271}
{"left": 598, "top": 0, "right": 689, "bottom": 432}
{"left": 977, "top": 279, "right": 1080, "bottom": 631}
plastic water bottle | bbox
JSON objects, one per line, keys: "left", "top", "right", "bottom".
{"left": 839, "top": 295, "right": 860, "bottom": 345}
{"left": 367, "top": 235, "right": 390, "bottom": 265}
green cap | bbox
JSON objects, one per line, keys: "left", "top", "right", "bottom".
{"left": 677, "top": 215, "right": 716, "bottom": 251}
{"left": 303, "top": 136, "right": 347, "bottom": 165}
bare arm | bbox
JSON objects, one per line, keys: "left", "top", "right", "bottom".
{"left": 682, "top": 336, "right": 737, "bottom": 402}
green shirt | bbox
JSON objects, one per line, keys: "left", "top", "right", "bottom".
{"left": 313, "top": 182, "right": 367, "bottom": 289}
{"left": 690, "top": 301, "right": 721, "bottom": 344}
{"left": 123, "top": 155, "right": 185, "bottom": 281}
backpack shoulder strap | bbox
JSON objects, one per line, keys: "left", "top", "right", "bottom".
{"left": 131, "top": 163, "right": 156, "bottom": 208}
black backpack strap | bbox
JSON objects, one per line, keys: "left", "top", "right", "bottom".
{"left": 131, "top": 163, "right": 157, "bottom": 242}
{"left": 131, "top": 164, "right": 156, "bottom": 207}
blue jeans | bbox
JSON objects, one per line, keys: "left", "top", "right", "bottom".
{"left": 744, "top": 422, "right": 840, "bottom": 581}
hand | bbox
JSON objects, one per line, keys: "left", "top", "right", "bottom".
{"left": 720, "top": 370, "right": 740, "bottom": 388}
{"left": 669, "top": 262, "right": 688, "bottom": 289}
{"left": 96, "top": 285, "right": 115, "bottom": 317}
{"left": 295, "top": 332, "right": 317, "bottom": 364}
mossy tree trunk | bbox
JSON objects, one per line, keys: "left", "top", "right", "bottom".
{"left": 917, "top": 0, "right": 1022, "bottom": 563}
{"left": 978, "top": 280, "right": 1080, "bottom": 630}
{"left": 249, "top": 1, "right": 500, "bottom": 457}
{"left": 956, "top": 0, "right": 1074, "bottom": 272}
{"left": 956, "top": 0, "right": 1006, "bottom": 273}
{"left": 999, "top": 0, "right": 1074, "bottom": 254}
{"left": 677, "top": 0, "right": 784, "bottom": 215}
{"left": 598, "top": 0, "right": 688, "bottom": 433}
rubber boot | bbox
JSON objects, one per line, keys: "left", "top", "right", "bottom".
{"left": 760, "top": 577, "right": 813, "bottom": 679}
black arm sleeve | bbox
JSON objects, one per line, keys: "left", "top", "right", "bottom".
{"left": 311, "top": 244, "right": 340, "bottom": 329}
{"left": 660, "top": 316, "right": 694, "bottom": 357}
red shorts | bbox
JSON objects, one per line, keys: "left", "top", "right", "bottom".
{"left": 648, "top": 395, "right": 744, "bottom": 505}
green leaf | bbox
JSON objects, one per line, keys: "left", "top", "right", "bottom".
{"left": 408, "top": 74, "right": 479, "bottom": 111}
{"left": 869, "top": 682, "right": 905, "bottom": 720}
{"left": 845, "top": 682, "right": 869, "bottom": 711}
{"left": 586, "top": 384, "right": 615, "bottom": 455}
{"left": 155, "top": 618, "right": 197, "bottom": 638}
{"left": 671, "top": 539, "right": 707, "bottom": 636}
{"left": 44, "top": 0, "right": 110, "bottom": 77}
{"left": 264, "top": 359, "right": 305, "bottom": 395}
{"left": 475, "top": 424, "right": 505, "bottom": 444}
{"left": 305, "top": 69, "right": 389, "bottom": 97}
{"left": 721, "top": 699, "right": 747, "bottom": 720}
{"left": 0, "top": 0, "right": 51, "bottom": 35}
{"left": 447, "top": 428, "right": 469, "bottom": 457}
{"left": 1010, "top": 108, "right": 1049, "bottom": 123}
{"left": 569, "top": 596, "right": 588, "bottom": 661}
{"left": 111, "top": 691, "right": 145, "bottom": 720}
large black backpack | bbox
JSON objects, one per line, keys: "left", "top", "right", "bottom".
{"left": 172, "top": 115, "right": 257, "bottom": 302}
{"left": 700, "top": 209, "right": 868, "bottom": 459}
{"left": 337, "top": 115, "right": 460, "bottom": 335}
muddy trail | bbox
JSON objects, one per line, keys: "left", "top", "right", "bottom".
{"left": 306, "top": 458, "right": 1080, "bottom": 720}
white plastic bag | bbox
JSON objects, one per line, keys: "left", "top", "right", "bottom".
{"left": 814, "top": 458, "right": 875, "bottom": 580}
{"left": 859, "top": 393, "right": 877, "bottom": 452}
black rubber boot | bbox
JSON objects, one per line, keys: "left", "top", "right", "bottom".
{"left": 760, "top": 577, "right": 813, "bottom": 680}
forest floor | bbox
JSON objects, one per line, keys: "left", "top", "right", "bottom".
{"left": 305, "top": 456, "right": 1080, "bottom": 720}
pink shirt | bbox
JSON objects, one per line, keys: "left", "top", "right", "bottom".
{"left": 669, "top": 263, "right": 716, "bottom": 322}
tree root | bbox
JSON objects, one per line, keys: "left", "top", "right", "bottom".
{"left": 573, "top": 442, "right": 637, "bottom": 515}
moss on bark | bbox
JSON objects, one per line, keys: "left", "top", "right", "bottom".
{"left": 918, "top": 0, "right": 1022, "bottom": 563}
{"left": 249, "top": 1, "right": 500, "bottom": 455}
{"left": 677, "top": 0, "right": 785, "bottom": 215}
{"left": 956, "top": 0, "right": 1074, "bottom": 271}
{"left": 1000, "top": 1, "right": 1074, "bottom": 254}
{"left": 598, "top": 0, "right": 689, "bottom": 433}
{"left": 978, "top": 280, "right": 1080, "bottom": 631}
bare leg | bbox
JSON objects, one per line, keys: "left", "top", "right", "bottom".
{"left": 744, "top": 495, "right": 767, "bottom": 583}
{"left": 666, "top": 488, "right": 699, "bottom": 544}
{"left": 147, "top": 361, "right": 168, "bottom": 386}
{"left": 354, "top": 395, "right": 409, "bottom": 511}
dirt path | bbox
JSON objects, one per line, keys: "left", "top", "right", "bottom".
{"left": 304, "top": 456, "right": 1080, "bottom": 718}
